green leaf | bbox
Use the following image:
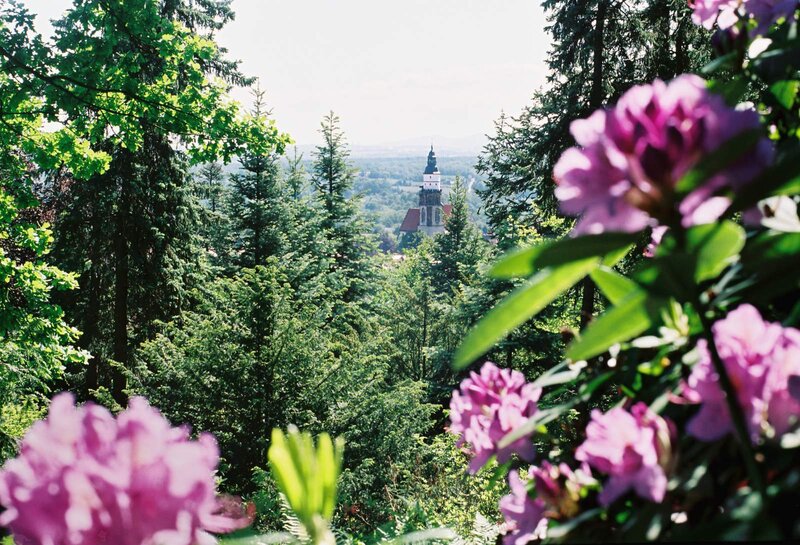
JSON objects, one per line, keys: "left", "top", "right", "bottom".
{"left": 567, "top": 290, "right": 666, "bottom": 361}
{"left": 590, "top": 267, "right": 639, "bottom": 304}
{"left": 740, "top": 232, "right": 800, "bottom": 302}
{"left": 701, "top": 52, "right": 738, "bottom": 75}
{"left": 267, "top": 427, "right": 344, "bottom": 543}
{"left": 675, "top": 130, "right": 762, "bottom": 195}
{"left": 709, "top": 77, "right": 749, "bottom": 106}
{"left": 545, "top": 508, "right": 604, "bottom": 539}
{"left": 530, "top": 362, "right": 580, "bottom": 389}
{"left": 648, "top": 221, "right": 746, "bottom": 289}
{"left": 454, "top": 258, "right": 599, "bottom": 369}
{"left": 689, "top": 221, "right": 746, "bottom": 282}
{"left": 490, "top": 233, "right": 636, "bottom": 279}
{"left": 268, "top": 429, "right": 304, "bottom": 516}
{"left": 770, "top": 80, "right": 799, "bottom": 109}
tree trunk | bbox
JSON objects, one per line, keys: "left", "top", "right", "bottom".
{"left": 83, "top": 205, "right": 102, "bottom": 396}
{"left": 112, "top": 174, "right": 130, "bottom": 406}
{"left": 581, "top": 0, "right": 608, "bottom": 329}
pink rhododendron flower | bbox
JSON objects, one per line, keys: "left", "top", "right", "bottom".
{"left": 690, "top": 0, "right": 797, "bottom": 33}
{"left": 682, "top": 304, "right": 800, "bottom": 441}
{"left": 644, "top": 226, "right": 668, "bottom": 258}
{"left": 499, "top": 469, "right": 547, "bottom": 545}
{"left": 575, "top": 403, "right": 674, "bottom": 506}
{"left": 0, "top": 393, "right": 250, "bottom": 545}
{"left": 449, "top": 362, "right": 541, "bottom": 473}
{"left": 530, "top": 461, "right": 595, "bottom": 520}
{"left": 747, "top": 0, "right": 798, "bottom": 33}
{"left": 690, "top": 0, "right": 741, "bottom": 29}
{"left": 553, "top": 75, "right": 772, "bottom": 235}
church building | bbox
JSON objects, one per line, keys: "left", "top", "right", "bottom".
{"left": 399, "top": 146, "right": 452, "bottom": 236}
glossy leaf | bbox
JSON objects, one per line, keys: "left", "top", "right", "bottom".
{"left": 687, "top": 221, "right": 746, "bottom": 282}
{"left": 567, "top": 290, "right": 666, "bottom": 361}
{"left": 490, "top": 233, "right": 636, "bottom": 279}
{"left": 454, "top": 258, "right": 599, "bottom": 369}
{"left": 770, "top": 80, "right": 799, "bottom": 109}
{"left": 590, "top": 266, "right": 639, "bottom": 304}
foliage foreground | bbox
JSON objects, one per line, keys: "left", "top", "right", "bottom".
{"left": 1, "top": 1, "right": 800, "bottom": 545}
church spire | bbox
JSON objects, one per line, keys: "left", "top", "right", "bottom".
{"left": 424, "top": 145, "right": 439, "bottom": 175}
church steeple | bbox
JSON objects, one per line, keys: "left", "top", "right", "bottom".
{"left": 399, "top": 147, "right": 450, "bottom": 236}
{"left": 424, "top": 145, "right": 439, "bottom": 175}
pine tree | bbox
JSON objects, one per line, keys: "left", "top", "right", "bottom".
{"left": 50, "top": 0, "right": 266, "bottom": 405}
{"left": 285, "top": 148, "right": 307, "bottom": 202}
{"left": 228, "top": 87, "right": 288, "bottom": 267}
{"left": 311, "top": 112, "right": 376, "bottom": 305}
{"left": 431, "top": 176, "right": 486, "bottom": 295}
{"left": 478, "top": 0, "right": 710, "bottom": 325}
{"left": 193, "top": 161, "right": 234, "bottom": 268}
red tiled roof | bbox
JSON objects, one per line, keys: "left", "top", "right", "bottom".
{"left": 400, "top": 208, "right": 420, "bottom": 232}
{"left": 400, "top": 205, "right": 453, "bottom": 232}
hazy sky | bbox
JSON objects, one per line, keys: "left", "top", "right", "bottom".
{"left": 26, "top": 0, "right": 550, "bottom": 147}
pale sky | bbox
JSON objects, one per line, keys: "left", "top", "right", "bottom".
{"left": 25, "top": 0, "right": 550, "bottom": 148}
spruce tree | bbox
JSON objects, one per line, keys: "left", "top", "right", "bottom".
{"left": 431, "top": 176, "right": 486, "bottom": 294}
{"left": 311, "top": 112, "right": 375, "bottom": 305}
{"left": 478, "top": 0, "right": 710, "bottom": 325}
{"left": 50, "top": 0, "right": 266, "bottom": 404}
{"left": 193, "top": 161, "right": 234, "bottom": 268}
{"left": 228, "top": 87, "right": 288, "bottom": 267}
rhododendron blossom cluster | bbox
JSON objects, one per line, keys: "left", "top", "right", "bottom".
{"left": 682, "top": 304, "right": 800, "bottom": 442}
{"left": 553, "top": 74, "right": 772, "bottom": 234}
{"left": 449, "top": 362, "right": 542, "bottom": 472}
{"left": 530, "top": 461, "right": 595, "bottom": 520}
{"left": 575, "top": 403, "right": 674, "bottom": 506}
{"left": 690, "top": 0, "right": 797, "bottom": 33}
{"left": 0, "top": 394, "right": 249, "bottom": 545}
{"left": 499, "top": 469, "right": 547, "bottom": 545}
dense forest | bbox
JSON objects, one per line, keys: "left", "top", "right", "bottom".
{"left": 2, "top": 0, "right": 800, "bottom": 544}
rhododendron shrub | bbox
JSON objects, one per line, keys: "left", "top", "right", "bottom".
{"left": 499, "top": 469, "right": 547, "bottom": 545}
{"left": 553, "top": 74, "right": 772, "bottom": 234}
{"left": 690, "top": 0, "right": 797, "bottom": 33}
{"left": 449, "top": 362, "right": 542, "bottom": 472}
{"left": 575, "top": 404, "right": 673, "bottom": 506}
{"left": 0, "top": 394, "right": 249, "bottom": 545}
{"left": 450, "top": 2, "right": 800, "bottom": 541}
{"left": 683, "top": 304, "right": 800, "bottom": 442}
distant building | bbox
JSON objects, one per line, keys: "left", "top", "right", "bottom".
{"left": 399, "top": 146, "right": 452, "bottom": 236}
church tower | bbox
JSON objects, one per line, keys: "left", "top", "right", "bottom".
{"left": 418, "top": 146, "right": 445, "bottom": 235}
{"left": 399, "top": 146, "right": 451, "bottom": 237}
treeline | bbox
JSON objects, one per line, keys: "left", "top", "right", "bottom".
{"left": 0, "top": 0, "right": 712, "bottom": 541}
{"left": 353, "top": 156, "right": 481, "bottom": 181}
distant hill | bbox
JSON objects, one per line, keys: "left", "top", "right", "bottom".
{"left": 291, "top": 134, "right": 488, "bottom": 159}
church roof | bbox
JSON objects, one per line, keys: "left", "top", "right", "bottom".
{"left": 399, "top": 208, "right": 420, "bottom": 232}
{"left": 399, "top": 204, "right": 453, "bottom": 232}
{"left": 424, "top": 145, "right": 439, "bottom": 175}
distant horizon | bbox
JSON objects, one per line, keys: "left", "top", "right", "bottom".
{"left": 24, "top": 0, "right": 550, "bottom": 147}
